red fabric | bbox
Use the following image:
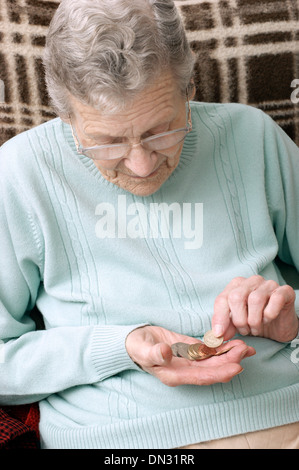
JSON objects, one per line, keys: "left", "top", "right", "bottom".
{"left": 0, "top": 403, "right": 40, "bottom": 449}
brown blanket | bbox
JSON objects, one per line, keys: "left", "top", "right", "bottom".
{"left": 0, "top": 0, "right": 298, "bottom": 147}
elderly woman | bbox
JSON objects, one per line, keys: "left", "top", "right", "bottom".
{"left": 0, "top": 0, "right": 298, "bottom": 450}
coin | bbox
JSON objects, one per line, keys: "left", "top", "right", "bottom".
{"left": 187, "top": 343, "right": 216, "bottom": 360}
{"left": 171, "top": 342, "right": 191, "bottom": 360}
{"left": 204, "top": 330, "right": 224, "bottom": 348}
{"left": 171, "top": 338, "right": 231, "bottom": 362}
{"left": 187, "top": 343, "right": 202, "bottom": 360}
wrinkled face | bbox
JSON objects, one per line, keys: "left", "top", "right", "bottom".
{"left": 68, "top": 75, "right": 188, "bottom": 196}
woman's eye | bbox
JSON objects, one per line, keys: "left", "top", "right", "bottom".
{"left": 144, "top": 125, "right": 170, "bottom": 138}
{"left": 92, "top": 137, "right": 122, "bottom": 146}
{"left": 111, "top": 137, "right": 125, "bottom": 144}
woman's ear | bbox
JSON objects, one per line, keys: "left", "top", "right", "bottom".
{"left": 189, "top": 79, "right": 196, "bottom": 100}
{"left": 60, "top": 114, "right": 71, "bottom": 124}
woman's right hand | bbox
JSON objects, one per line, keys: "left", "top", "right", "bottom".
{"left": 125, "top": 325, "right": 255, "bottom": 387}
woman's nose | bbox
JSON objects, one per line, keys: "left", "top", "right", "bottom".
{"left": 123, "top": 143, "right": 159, "bottom": 177}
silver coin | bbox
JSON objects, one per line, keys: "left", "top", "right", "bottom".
{"left": 204, "top": 330, "right": 224, "bottom": 348}
{"left": 171, "top": 342, "right": 191, "bottom": 360}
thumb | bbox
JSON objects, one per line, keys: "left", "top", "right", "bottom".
{"left": 144, "top": 343, "right": 173, "bottom": 367}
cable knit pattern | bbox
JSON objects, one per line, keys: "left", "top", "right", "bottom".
{"left": 204, "top": 104, "right": 269, "bottom": 272}
{"left": 0, "top": 102, "right": 298, "bottom": 449}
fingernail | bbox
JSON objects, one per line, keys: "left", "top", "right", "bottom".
{"left": 251, "top": 329, "right": 259, "bottom": 336}
{"left": 241, "top": 348, "right": 249, "bottom": 359}
{"left": 235, "top": 368, "right": 244, "bottom": 376}
{"left": 239, "top": 328, "right": 249, "bottom": 336}
{"left": 159, "top": 349, "right": 166, "bottom": 364}
{"left": 213, "top": 324, "right": 224, "bottom": 337}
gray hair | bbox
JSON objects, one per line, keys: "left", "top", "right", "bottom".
{"left": 43, "top": 0, "right": 195, "bottom": 116}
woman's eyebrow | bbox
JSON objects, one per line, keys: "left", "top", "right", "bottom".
{"left": 86, "top": 119, "right": 171, "bottom": 139}
{"left": 85, "top": 131, "right": 113, "bottom": 139}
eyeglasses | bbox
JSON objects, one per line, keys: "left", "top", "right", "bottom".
{"left": 70, "top": 97, "right": 192, "bottom": 161}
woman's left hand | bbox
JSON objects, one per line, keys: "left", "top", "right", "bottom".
{"left": 212, "top": 275, "right": 299, "bottom": 343}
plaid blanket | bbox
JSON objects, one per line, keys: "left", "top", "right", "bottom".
{"left": 0, "top": 0, "right": 298, "bottom": 146}
{"left": 0, "top": 404, "right": 40, "bottom": 449}
{"left": 180, "top": 0, "right": 299, "bottom": 146}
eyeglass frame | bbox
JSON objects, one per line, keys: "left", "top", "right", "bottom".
{"left": 69, "top": 93, "right": 192, "bottom": 161}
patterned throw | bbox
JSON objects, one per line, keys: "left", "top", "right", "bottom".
{"left": 0, "top": 404, "right": 40, "bottom": 449}
{"left": 0, "top": 0, "right": 298, "bottom": 147}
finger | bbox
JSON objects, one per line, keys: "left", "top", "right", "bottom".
{"left": 205, "top": 340, "right": 256, "bottom": 365}
{"left": 213, "top": 276, "right": 250, "bottom": 338}
{"left": 140, "top": 342, "right": 173, "bottom": 368}
{"left": 196, "top": 343, "right": 256, "bottom": 386}
{"left": 215, "top": 340, "right": 255, "bottom": 358}
{"left": 212, "top": 293, "right": 234, "bottom": 339}
{"left": 154, "top": 341, "right": 256, "bottom": 387}
{"left": 247, "top": 280, "right": 278, "bottom": 335}
{"left": 227, "top": 289, "right": 249, "bottom": 335}
{"left": 188, "top": 363, "right": 245, "bottom": 386}
{"left": 227, "top": 275, "right": 266, "bottom": 335}
{"left": 263, "top": 285, "right": 296, "bottom": 323}
{"left": 154, "top": 362, "right": 244, "bottom": 387}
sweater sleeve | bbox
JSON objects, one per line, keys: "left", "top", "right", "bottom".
{"left": 0, "top": 142, "right": 143, "bottom": 406}
{"left": 262, "top": 112, "right": 299, "bottom": 317}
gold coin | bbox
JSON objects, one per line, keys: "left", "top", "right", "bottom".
{"left": 187, "top": 344, "right": 201, "bottom": 359}
{"left": 187, "top": 345, "right": 201, "bottom": 360}
{"left": 187, "top": 343, "right": 216, "bottom": 360}
{"left": 204, "top": 330, "right": 224, "bottom": 348}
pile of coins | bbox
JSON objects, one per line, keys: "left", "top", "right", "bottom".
{"left": 187, "top": 343, "right": 217, "bottom": 360}
{"left": 171, "top": 330, "right": 232, "bottom": 361}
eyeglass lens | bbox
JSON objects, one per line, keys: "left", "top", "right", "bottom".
{"left": 83, "top": 129, "right": 189, "bottom": 160}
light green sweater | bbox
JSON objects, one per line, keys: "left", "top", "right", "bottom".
{"left": 0, "top": 102, "right": 298, "bottom": 449}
